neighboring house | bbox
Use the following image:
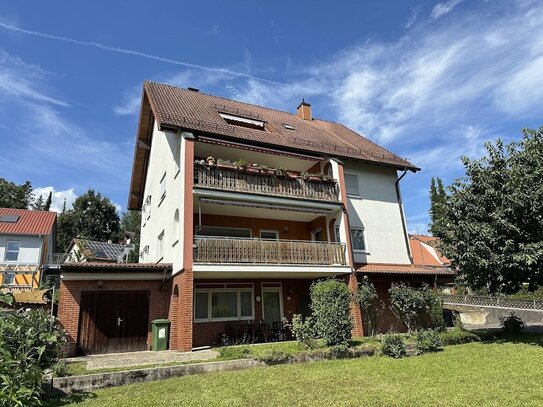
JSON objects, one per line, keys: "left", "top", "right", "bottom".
{"left": 65, "top": 238, "right": 134, "bottom": 263}
{"left": 0, "top": 208, "right": 57, "bottom": 291}
{"left": 409, "top": 234, "right": 451, "bottom": 269}
{"left": 58, "top": 81, "right": 452, "bottom": 355}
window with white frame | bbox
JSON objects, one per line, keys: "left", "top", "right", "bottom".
{"left": 335, "top": 225, "right": 341, "bottom": 243}
{"left": 4, "top": 241, "right": 20, "bottom": 261}
{"left": 260, "top": 230, "right": 279, "bottom": 240}
{"left": 194, "top": 288, "right": 254, "bottom": 322}
{"left": 3, "top": 272, "right": 15, "bottom": 285}
{"left": 344, "top": 174, "right": 359, "bottom": 196}
{"left": 350, "top": 227, "right": 367, "bottom": 252}
{"left": 159, "top": 172, "right": 166, "bottom": 203}
{"left": 157, "top": 231, "right": 164, "bottom": 260}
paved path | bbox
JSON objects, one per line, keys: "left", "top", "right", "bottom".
{"left": 65, "top": 349, "right": 218, "bottom": 370}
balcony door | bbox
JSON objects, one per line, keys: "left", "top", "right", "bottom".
{"left": 262, "top": 287, "right": 283, "bottom": 325}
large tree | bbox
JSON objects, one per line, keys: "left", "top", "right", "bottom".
{"left": 56, "top": 190, "right": 121, "bottom": 251}
{"left": 0, "top": 178, "right": 33, "bottom": 209}
{"left": 429, "top": 177, "right": 448, "bottom": 237}
{"left": 436, "top": 127, "right": 543, "bottom": 294}
{"left": 120, "top": 210, "right": 141, "bottom": 263}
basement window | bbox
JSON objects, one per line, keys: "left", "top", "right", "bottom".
{"left": 219, "top": 113, "right": 265, "bottom": 130}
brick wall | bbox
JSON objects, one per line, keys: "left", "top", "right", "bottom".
{"left": 57, "top": 279, "right": 171, "bottom": 356}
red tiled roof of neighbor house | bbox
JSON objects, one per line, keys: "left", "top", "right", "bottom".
{"left": 409, "top": 234, "right": 450, "bottom": 266}
{"left": 356, "top": 263, "right": 456, "bottom": 276}
{"left": 60, "top": 262, "right": 173, "bottom": 272}
{"left": 0, "top": 208, "right": 56, "bottom": 236}
{"left": 128, "top": 81, "right": 419, "bottom": 209}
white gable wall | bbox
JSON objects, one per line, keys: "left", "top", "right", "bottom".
{"left": 139, "top": 121, "right": 185, "bottom": 273}
{"left": 343, "top": 161, "right": 411, "bottom": 265}
{"left": 0, "top": 235, "right": 43, "bottom": 264}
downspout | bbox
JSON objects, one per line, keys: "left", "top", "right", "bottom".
{"left": 395, "top": 169, "right": 413, "bottom": 264}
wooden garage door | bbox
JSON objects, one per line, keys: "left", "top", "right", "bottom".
{"left": 78, "top": 290, "right": 150, "bottom": 355}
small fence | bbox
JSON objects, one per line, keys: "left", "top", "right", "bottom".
{"left": 441, "top": 294, "right": 543, "bottom": 311}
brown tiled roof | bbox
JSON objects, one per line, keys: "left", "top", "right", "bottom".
{"left": 409, "top": 234, "right": 450, "bottom": 265}
{"left": 356, "top": 263, "right": 456, "bottom": 276}
{"left": 128, "top": 81, "right": 419, "bottom": 209}
{"left": 61, "top": 262, "right": 172, "bottom": 272}
{"left": 0, "top": 208, "right": 56, "bottom": 236}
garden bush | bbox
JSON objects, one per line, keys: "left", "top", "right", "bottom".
{"left": 0, "top": 309, "right": 65, "bottom": 407}
{"left": 354, "top": 276, "right": 383, "bottom": 336}
{"left": 218, "top": 346, "right": 251, "bottom": 360}
{"left": 310, "top": 279, "right": 353, "bottom": 346}
{"left": 500, "top": 313, "right": 525, "bottom": 333}
{"left": 291, "top": 314, "right": 317, "bottom": 349}
{"left": 389, "top": 284, "right": 444, "bottom": 333}
{"left": 415, "top": 329, "right": 443, "bottom": 354}
{"left": 256, "top": 350, "right": 292, "bottom": 365}
{"left": 439, "top": 327, "right": 480, "bottom": 345}
{"left": 381, "top": 333, "right": 407, "bottom": 358}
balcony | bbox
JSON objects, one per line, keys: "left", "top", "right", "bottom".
{"left": 194, "top": 237, "right": 347, "bottom": 266}
{"left": 194, "top": 163, "right": 339, "bottom": 202}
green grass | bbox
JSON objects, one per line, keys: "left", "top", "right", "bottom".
{"left": 50, "top": 334, "right": 543, "bottom": 406}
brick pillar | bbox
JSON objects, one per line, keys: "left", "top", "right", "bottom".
{"left": 57, "top": 280, "right": 80, "bottom": 356}
{"left": 349, "top": 273, "right": 364, "bottom": 337}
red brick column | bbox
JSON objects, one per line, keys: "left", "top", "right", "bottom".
{"left": 57, "top": 280, "right": 80, "bottom": 356}
{"left": 336, "top": 160, "right": 364, "bottom": 337}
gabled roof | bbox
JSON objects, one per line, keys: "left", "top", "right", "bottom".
{"left": 0, "top": 208, "right": 56, "bottom": 236}
{"left": 409, "top": 234, "right": 450, "bottom": 266}
{"left": 69, "top": 239, "right": 127, "bottom": 262}
{"left": 128, "top": 81, "right": 419, "bottom": 209}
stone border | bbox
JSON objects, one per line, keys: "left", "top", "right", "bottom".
{"left": 51, "top": 359, "right": 263, "bottom": 395}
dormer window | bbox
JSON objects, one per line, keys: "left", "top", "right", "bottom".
{"left": 219, "top": 113, "right": 265, "bottom": 130}
{"left": 283, "top": 123, "right": 295, "bottom": 131}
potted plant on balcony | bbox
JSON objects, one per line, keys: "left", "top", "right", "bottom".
{"left": 234, "top": 159, "right": 248, "bottom": 172}
{"left": 258, "top": 164, "right": 271, "bottom": 175}
{"left": 300, "top": 171, "right": 310, "bottom": 180}
{"left": 217, "top": 159, "right": 235, "bottom": 169}
{"left": 206, "top": 156, "right": 216, "bottom": 166}
{"left": 274, "top": 167, "right": 288, "bottom": 178}
{"left": 246, "top": 163, "right": 261, "bottom": 174}
{"left": 320, "top": 174, "right": 335, "bottom": 183}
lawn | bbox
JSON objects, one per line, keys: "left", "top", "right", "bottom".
{"left": 52, "top": 335, "right": 543, "bottom": 407}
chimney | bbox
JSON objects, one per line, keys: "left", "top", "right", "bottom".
{"left": 296, "top": 99, "right": 312, "bottom": 120}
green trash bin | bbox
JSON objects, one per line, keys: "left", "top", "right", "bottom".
{"left": 151, "top": 319, "right": 170, "bottom": 351}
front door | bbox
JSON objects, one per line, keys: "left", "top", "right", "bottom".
{"left": 78, "top": 290, "right": 150, "bottom": 354}
{"left": 262, "top": 288, "right": 283, "bottom": 325}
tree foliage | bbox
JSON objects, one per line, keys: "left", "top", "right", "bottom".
{"left": 435, "top": 127, "right": 543, "bottom": 294}
{"left": 429, "top": 177, "right": 448, "bottom": 237}
{"left": 388, "top": 284, "right": 443, "bottom": 333}
{"left": 310, "top": 279, "right": 353, "bottom": 346}
{"left": 354, "top": 276, "right": 383, "bottom": 336}
{"left": 0, "top": 178, "right": 33, "bottom": 209}
{"left": 120, "top": 210, "right": 141, "bottom": 263}
{"left": 56, "top": 190, "right": 121, "bottom": 251}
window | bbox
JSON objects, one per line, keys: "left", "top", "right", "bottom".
{"left": 194, "top": 288, "right": 254, "bottom": 322}
{"left": 344, "top": 174, "right": 359, "bottom": 196}
{"left": 219, "top": 113, "right": 265, "bottom": 130}
{"left": 144, "top": 195, "right": 152, "bottom": 219}
{"left": 311, "top": 228, "right": 323, "bottom": 242}
{"left": 172, "top": 209, "right": 180, "bottom": 245}
{"left": 335, "top": 225, "right": 341, "bottom": 243}
{"left": 4, "top": 241, "right": 20, "bottom": 261}
{"left": 260, "top": 230, "right": 279, "bottom": 240}
{"left": 350, "top": 228, "right": 367, "bottom": 252}
{"left": 3, "top": 272, "right": 15, "bottom": 285}
{"left": 283, "top": 123, "right": 295, "bottom": 130}
{"left": 159, "top": 172, "right": 166, "bottom": 203}
{"left": 157, "top": 231, "right": 164, "bottom": 260}
{"left": 195, "top": 226, "right": 251, "bottom": 238}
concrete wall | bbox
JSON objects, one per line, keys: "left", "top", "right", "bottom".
{"left": 139, "top": 122, "right": 185, "bottom": 273}
{"left": 343, "top": 162, "right": 410, "bottom": 265}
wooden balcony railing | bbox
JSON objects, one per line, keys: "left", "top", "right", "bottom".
{"left": 194, "top": 165, "right": 339, "bottom": 202}
{"left": 194, "top": 237, "right": 347, "bottom": 266}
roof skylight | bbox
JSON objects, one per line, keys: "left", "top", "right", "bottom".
{"left": 219, "top": 113, "right": 265, "bottom": 130}
{"left": 283, "top": 123, "right": 295, "bottom": 130}
{"left": 0, "top": 215, "right": 19, "bottom": 223}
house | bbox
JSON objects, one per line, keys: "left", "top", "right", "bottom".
{"left": 58, "top": 81, "right": 453, "bottom": 355}
{"left": 64, "top": 238, "right": 135, "bottom": 263}
{"left": 0, "top": 208, "right": 57, "bottom": 291}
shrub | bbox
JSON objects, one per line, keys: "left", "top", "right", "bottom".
{"left": 0, "top": 309, "right": 65, "bottom": 406}
{"left": 256, "top": 350, "right": 292, "bottom": 365}
{"left": 218, "top": 346, "right": 251, "bottom": 360}
{"left": 389, "top": 284, "right": 443, "bottom": 333}
{"left": 310, "top": 279, "right": 353, "bottom": 346}
{"left": 381, "top": 333, "right": 407, "bottom": 358}
{"left": 500, "top": 313, "right": 525, "bottom": 333}
{"left": 291, "top": 314, "right": 317, "bottom": 349}
{"left": 415, "top": 330, "right": 443, "bottom": 354}
{"left": 355, "top": 276, "right": 383, "bottom": 336}
{"left": 439, "top": 327, "right": 480, "bottom": 346}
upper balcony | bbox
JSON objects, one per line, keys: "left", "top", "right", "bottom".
{"left": 194, "top": 160, "right": 339, "bottom": 202}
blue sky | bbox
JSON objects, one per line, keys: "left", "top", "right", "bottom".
{"left": 1, "top": 0, "right": 542, "bottom": 233}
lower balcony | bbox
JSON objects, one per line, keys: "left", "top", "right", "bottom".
{"left": 194, "top": 237, "right": 347, "bottom": 266}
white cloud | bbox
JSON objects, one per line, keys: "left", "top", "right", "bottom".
{"left": 32, "top": 186, "right": 77, "bottom": 212}
{"left": 430, "top": 0, "right": 463, "bottom": 20}
{"left": 404, "top": 5, "right": 422, "bottom": 28}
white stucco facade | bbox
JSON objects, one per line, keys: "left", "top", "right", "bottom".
{"left": 139, "top": 122, "right": 185, "bottom": 273}
{"left": 0, "top": 235, "right": 44, "bottom": 264}
{"left": 343, "top": 161, "right": 411, "bottom": 265}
